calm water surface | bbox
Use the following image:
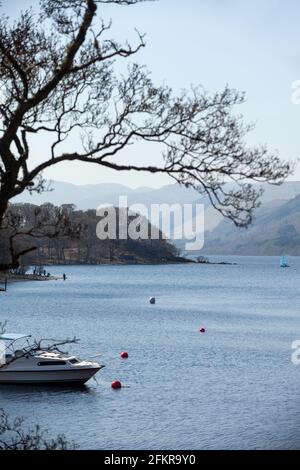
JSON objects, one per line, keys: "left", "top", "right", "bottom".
{"left": 1, "top": 256, "right": 300, "bottom": 450}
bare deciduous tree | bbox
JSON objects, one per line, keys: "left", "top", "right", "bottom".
{"left": 0, "top": 203, "right": 84, "bottom": 270}
{"left": 0, "top": 0, "right": 291, "bottom": 270}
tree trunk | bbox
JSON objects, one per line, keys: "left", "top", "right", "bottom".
{"left": 0, "top": 197, "right": 8, "bottom": 227}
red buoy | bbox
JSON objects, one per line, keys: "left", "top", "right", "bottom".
{"left": 199, "top": 327, "right": 206, "bottom": 333}
{"left": 120, "top": 352, "right": 129, "bottom": 359}
{"left": 111, "top": 380, "right": 122, "bottom": 389}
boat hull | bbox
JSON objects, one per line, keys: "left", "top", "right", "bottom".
{"left": 0, "top": 367, "right": 102, "bottom": 384}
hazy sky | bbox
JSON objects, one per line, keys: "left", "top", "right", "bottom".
{"left": 4, "top": 0, "right": 300, "bottom": 187}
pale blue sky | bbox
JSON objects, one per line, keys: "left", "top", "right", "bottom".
{"left": 3, "top": 0, "right": 300, "bottom": 187}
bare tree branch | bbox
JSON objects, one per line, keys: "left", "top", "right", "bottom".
{"left": 0, "top": 409, "right": 75, "bottom": 449}
{"left": 0, "top": 0, "right": 292, "bottom": 270}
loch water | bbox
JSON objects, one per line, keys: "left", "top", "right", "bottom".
{"left": 1, "top": 256, "right": 300, "bottom": 450}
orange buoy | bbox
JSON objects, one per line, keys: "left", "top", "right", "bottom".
{"left": 199, "top": 327, "right": 206, "bottom": 333}
{"left": 111, "top": 380, "right": 122, "bottom": 389}
{"left": 120, "top": 352, "right": 129, "bottom": 359}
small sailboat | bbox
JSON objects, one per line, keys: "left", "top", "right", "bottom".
{"left": 280, "top": 256, "right": 289, "bottom": 268}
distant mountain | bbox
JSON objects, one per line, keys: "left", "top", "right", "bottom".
{"left": 13, "top": 181, "right": 136, "bottom": 208}
{"left": 258, "top": 181, "right": 300, "bottom": 204}
{"left": 14, "top": 179, "right": 300, "bottom": 209}
{"left": 12, "top": 181, "right": 204, "bottom": 208}
{"left": 202, "top": 194, "right": 300, "bottom": 255}
{"left": 13, "top": 180, "right": 300, "bottom": 255}
{"left": 13, "top": 181, "right": 221, "bottom": 235}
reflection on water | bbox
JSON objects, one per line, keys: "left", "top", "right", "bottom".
{"left": 0, "top": 383, "right": 92, "bottom": 396}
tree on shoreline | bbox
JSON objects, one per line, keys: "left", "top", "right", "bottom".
{"left": 0, "top": 203, "right": 84, "bottom": 270}
{"left": 0, "top": 202, "right": 179, "bottom": 269}
{"left": 0, "top": 0, "right": 291, "bottom": 270}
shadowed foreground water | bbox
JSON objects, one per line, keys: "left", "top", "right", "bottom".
{"left": 1, "top": 256, "right": 300, "bottom": 450}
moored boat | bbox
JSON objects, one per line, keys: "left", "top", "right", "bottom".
{"left": 0, "top": 333, "right": 103, "bottom": 385}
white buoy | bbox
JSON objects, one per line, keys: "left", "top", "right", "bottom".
{"left": 149, "top": 297, "right": 156, "bottom": 305}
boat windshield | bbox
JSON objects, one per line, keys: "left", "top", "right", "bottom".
{"left": 0, "top": 334, "right": 31, "bottom": 341}
{"left": 0, "top": 334, "right": 32, "bottom": 355}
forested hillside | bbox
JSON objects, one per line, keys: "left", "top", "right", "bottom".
{"left": 0, "top": 203, "right": 183, "bottom": 267}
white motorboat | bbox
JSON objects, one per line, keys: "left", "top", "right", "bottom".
{"left": 0, "top": 333, "right": 104, "bottom": 385}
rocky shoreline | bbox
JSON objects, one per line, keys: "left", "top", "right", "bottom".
{"left": 0, "top": 257, "right": 238, "bottom": 287}
{"left": 0, "top": 256, "right": 194, "bottom": 286}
